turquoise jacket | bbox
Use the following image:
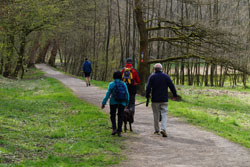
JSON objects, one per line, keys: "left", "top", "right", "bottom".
{"left": 102, "top": 79, "right": 129, "bottom": 106}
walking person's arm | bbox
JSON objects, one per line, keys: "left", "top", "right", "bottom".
{"left": 82, "top": 62, "right": 85, "bottom": 73}
{"left": 166, "top": 75, "right": 177, "bottom": 100}
{"left": 145, "top": 76, "right": 152, "bottom": 106}
{"left": 133, "top": 69, "right": 141, "bottom": 84}
{"left": 101, "top": 82, "right": 113, "bottom": 109}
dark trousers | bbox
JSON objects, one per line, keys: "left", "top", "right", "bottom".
{"left": 110, "top": 104, "right": 125, "bottom": 132}
{"left": 127, "top": 85, "right": 136, "bottom": 113}
{"left": 129, "top": 93, "right": 135, "bottom": 113}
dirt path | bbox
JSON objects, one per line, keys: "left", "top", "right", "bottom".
{"left": 36, "top": 64, "right": 250, "bottom": 167}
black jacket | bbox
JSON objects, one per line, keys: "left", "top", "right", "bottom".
{"left": 146, "top": 71, "right": 177, "bottom": 102}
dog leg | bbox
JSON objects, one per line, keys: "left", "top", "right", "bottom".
{"left": 129, "top": 122, "right": 133, "bottom": 132}
{"left": 124, "top": 121, "right": 127, "bottom": 132}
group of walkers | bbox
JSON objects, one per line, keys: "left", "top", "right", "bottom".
{"left": 82, "top": 58, "right": 177, "bottom": 138}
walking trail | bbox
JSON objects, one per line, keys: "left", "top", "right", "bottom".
{"left": 36, "top": 64, "right": 250, "bottom": 167}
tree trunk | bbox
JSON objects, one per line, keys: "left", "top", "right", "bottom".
{"left": 204, "top": 63, "right": 209, "bottom": 86}
{"left": 0, "top": 57, "right": 3, "bottom": 75}
{"left": 104, "top": 0, "right": 111, "bottom": 81}
{"left": 117, "top": 0, "right": 124, "bottom": 67}
{"left": 3, "top": 34, "right": 14, "bottom": 77}
{"left": 181, "top": 60, "right": 185, "bottom": 85}
{"left": 48, "top": 39, "right": 58, "bottom": 67}
{"left": 210, "top": 64, "right": 215, "bottom": 86}
{"left": 27, "top": 32, "right": 41, "bottom": 68}
{"left": 14, "top": 34, "right": 26, "bottom": 78}
{"left": 93, "top": 0, "right": 97, "bottom": 79}
{"left": 134, "top": 0, "right": 150, "bottom": 95}
{"left": 36, "top": 40, "right": 51, "bottom": 63}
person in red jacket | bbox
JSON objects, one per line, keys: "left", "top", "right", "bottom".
{"left": 121, "top": 58, "right": 141, "bottom": 114}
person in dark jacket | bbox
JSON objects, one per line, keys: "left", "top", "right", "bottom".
{"left": 146, "top": 63, "right": 177, "bottom": 137}
{"left": 121, "top": 58, "right": 140, "bottom": 114}
{"left": 101, "top": 71, "right": 129, "bottom": 137}
{"left": 82, "top": 58, "right": 92, "bottom": 86}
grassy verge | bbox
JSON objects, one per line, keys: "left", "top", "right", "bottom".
{"left": 0, "top": 69, "right": 124, "bottom": 167}
{"left": 88, "top": 79, "right": 250, "bottom": 148}
{"left": 169, "top": 85, "right": 250, "bottom": 148}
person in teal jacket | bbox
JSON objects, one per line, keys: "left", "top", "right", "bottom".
{"left": 101, "top": 71, "right": 129, "bottom": 137}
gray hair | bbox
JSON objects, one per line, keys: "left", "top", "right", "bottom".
{"left": 154, "top": 63, "right": 163, "bottom": 71}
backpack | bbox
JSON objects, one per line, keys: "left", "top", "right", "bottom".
{"left": 112, "top": 81, "right": 127, "bottom": 102}
{"left": 122, "top": 68, "right": 134, "bottom": 85}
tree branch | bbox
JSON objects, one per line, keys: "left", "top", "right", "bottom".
{"left": 148, "top": 54, "right": 205, "bottom": 64}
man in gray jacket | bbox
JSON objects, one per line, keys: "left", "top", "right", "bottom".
{"left": 146, "top": 63, "right": 177, "bottom": 137}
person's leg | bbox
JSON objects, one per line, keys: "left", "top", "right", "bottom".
{"left": 110, "top": 104, "right": 118, "bottom": 134}
{"left": 151, "top": 103, "right": 160, "bottom": 133}
{"left": 86, "top": 77, "right": 90, "bottom": 85}
{"left": 117, "top": 104, "right": 125, "bottom": 136}
{"left": 85, "top": 72, "right": 90, "bottom": 86}
{"left": 159, "top": 102, "right": 168, "bottom": 137}
{"left": 88, "top": 74, "right": 91, "bottom": 86}
{"left": 84, "top": 73, "right": 88, "bottom": 86}
{"left": 129, "top": 93, "right": 136, "bottom": 113}
{"left": 160, "top": 102, "right": 168, "bottom": 131}
{"left": 83, "top": 73, "right": 88, "bottom": 86}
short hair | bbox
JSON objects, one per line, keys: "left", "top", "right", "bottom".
{"left": 85, "top": 58, "right": 88, "bottom": 61}
{"left": 113, "top": 71, "right": 122, "bottom": 80}
{"left": 154, "top": 63, "right": 163, "bottom": 71}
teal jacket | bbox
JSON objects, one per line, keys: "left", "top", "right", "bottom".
{"left": 102, "top": 79, "right": 129, "bottom": 106}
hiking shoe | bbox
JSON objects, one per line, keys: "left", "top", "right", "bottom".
{"left": 117, "top": 132, "right": 122, "bottom": 137}
{"left": 160, "top": 130, "right": 167, "bottom": 137}
{"left": 112, "top": 129, "right": 117, "bottom": 135}
{"left": 154, "top": 131, "right": 160, "bottom": 135}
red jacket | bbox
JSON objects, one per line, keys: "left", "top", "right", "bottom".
{"left": 121, "top": 64, "right": 140, "bottom": 86}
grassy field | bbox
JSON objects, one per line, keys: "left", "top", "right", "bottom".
{"left": 0, "top": 69, "right": 124, "bottom": 167}
{"left": 90, "top": 79, "right": 250, "bottom": 148}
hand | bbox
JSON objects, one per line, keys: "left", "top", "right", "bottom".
{"left": 101, "top": 104, "right": 105, "bottom": 109}
{"left": 172, "top": 97, "right": 177, "bottom": 101}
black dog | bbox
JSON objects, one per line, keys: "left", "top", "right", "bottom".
{"left": 123, "top": 108, "right": 134, "bottom": 132}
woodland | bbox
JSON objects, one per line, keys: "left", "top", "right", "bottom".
{"left": 1, "top": 0, "right": 250, "bottom": 94}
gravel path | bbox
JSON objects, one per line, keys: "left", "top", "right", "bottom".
{"left": 36, "top": 64, "right": 250, "bottom": 167}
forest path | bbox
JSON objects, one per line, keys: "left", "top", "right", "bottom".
{"left": 36, "top": 64, "right": 250, "bottom": 167}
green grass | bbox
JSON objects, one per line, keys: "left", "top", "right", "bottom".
{"left": 88, "top": 79, "right": 250, "bottom": 148}
{"left": 89, "top": 80, "right": 110, "bottom": 90}
{"left": 169, "top": 85, "right": 250, "bottom": 148}
{"left": 0, "top": 70, "right": 124, "bottom": 166}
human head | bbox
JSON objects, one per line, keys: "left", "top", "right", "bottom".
{"left": 126, "top": 58, "right": 133, "bottom": 64}
{"left": 85, "top": 58, "right": 88, "bottom": 61}
{"left": 154, "top": 63, "right": 163, "bottom": 72}
{"left": 113, "top": 71, "right": 122, "bottom": 80}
